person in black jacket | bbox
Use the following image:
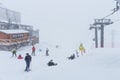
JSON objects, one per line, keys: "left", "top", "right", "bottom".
{"left": 24, "top": 53, "right": 32, "bottom": 72}
{"left": 67, "top": 54, "right": 75, "bottom": 60}
{"left": 47, "top": 60, "right": 57, "bottom": 66}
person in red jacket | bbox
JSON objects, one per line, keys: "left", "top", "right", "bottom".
{"left": 17, "top": 54, "right": 23, "bottom": 59}
{"left": 31, "top": 46, "right": 35, "bottom": 56}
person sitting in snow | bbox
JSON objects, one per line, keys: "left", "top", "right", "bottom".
{"left": 47, "top": 60, "right": 57, "bottom": 66}
{"left": 67, "top": 54, "right": 75, "bottom": 60}
{"left": 17, "top": 54, "right": 23, "bottom": 59}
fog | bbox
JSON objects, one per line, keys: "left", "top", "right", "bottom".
{"left": 0, "top": 0, "right": 119, "bottom": 49}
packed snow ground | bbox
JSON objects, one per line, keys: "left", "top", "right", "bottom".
{"left": 0, "top": 44, "right": 120, "bottom": 80}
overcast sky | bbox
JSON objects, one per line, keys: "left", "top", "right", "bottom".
{"left": 0, "top": 0, "right": 119, "bottom": 49}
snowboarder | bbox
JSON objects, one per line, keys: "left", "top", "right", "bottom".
{"left": 67, "top": 54, "right": 75, "bottom": 60}
{"left": 79, "top": 43, "right": 85, "bottom": 56}
{"left": 25, "top": 53, "right": 32, "bottom": 72}
{"left": 31, "top": 46, "right": 35, "bottom": 56}
{"left": 47, "top": 60, "right": 57, "bottom": 66}
{"left": 17, "top": 54, "right": 23, "bottom": 59}
{"left": 46, "top": 48, "right": 49, "bottom": 56}
{"left": 12, "top": 48, "right": 17, "bottom": 57}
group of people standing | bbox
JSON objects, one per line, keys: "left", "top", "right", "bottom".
{"left": 11, "top": 45, "right": 51, "bottom": 72}
{"left": 11, "top": 43, "right": 85, "bottom": 72}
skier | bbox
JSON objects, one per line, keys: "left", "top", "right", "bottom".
{"left": 31, "top": 46, "right": 35, "bottom": 56}
{"left": 47, "top": 60, "right": 57, "bottom": 66}
{"left": 25, "top": 53, "right": 32, "bottom": 72}
{"left": 46, "top": 48, "right": 49, "bottom": 56}
{"left": 17, "top": 54, "right": 23, "bottom": 59}
{"left": 79, "top": 43, "right": 85, "bottom": 56}
{"left": 12, "top": 48, "right": 17, "bottom": 57}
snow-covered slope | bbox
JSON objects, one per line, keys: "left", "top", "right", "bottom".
{"left": 0, "top": 44, "right": 120, "bottom": 80}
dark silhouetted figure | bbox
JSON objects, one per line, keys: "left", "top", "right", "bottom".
{"left": 25, "top": 53, "right": 32, "bottom": 72}
{"left": 47, "top": 60, "right": 57, "bottom": 66}
{"left": 46, "top": 48, "right": 49, "bottom": 56}
{"left": 67, "top": 54, "right": 75, "bottom": 60}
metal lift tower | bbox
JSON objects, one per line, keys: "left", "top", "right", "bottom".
{"left": 89, "top": 24, "right": 100, "bottom": 48}
{"left": 93, "top": 19, "right": 113, "bottom": 48}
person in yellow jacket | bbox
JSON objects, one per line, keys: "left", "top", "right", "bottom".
{"left": 79, "top": 43, "right": 85, "bottom": 56}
